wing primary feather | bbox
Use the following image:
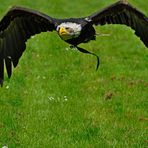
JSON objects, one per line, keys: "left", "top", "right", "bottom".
{"left": 119, "top": 13, "right": 126, "bottom": 24}
{"left": 4, "top": 31, "right": 12, "bottom": 57}
{"left": 0, "top": 59, "right": 4, "bottom": 86}
{"left": 21, "top": 18, "right": 32, "bottom": 38}
{"left": 10, "top": 22, "right": 18, "bottom": 59}
{"left": 0, "top": 36, "right": 4, "bottom": 86}
{"left": 0, "top": 38, "right": 4, "bottom": 86}
{"left": 18, "top": 18, "right": 28, "bottom": 42}
{"left": 15, "top": 19, "right": 26, "bottom": 52}
{"left": 13, "top": 21, "right": 24, "bottom": 59}
{"left": 0, "top": 38, "right": 3, "bottom": 55}
{"left": 3, "top": 36, "right": 12, "bottom": 78}
{"left": 0, "top": 37, "right": 4, "bottom": 87}
{"left": 5, "top": 57, "right": 12, "bottom": 78}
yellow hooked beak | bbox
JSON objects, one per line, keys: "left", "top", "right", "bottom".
{"left": 59, "top": 27, "right": 68, "bottom": 36}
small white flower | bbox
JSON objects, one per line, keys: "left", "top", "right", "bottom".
{"left": 6, "top": 85, "right": 9, "bottom": 89}
{"left": 65, "top": 47, "right": 70, "bottom": 51}
{"left": 48, "top": 96, "right": 54, "bottom": 101}
{"left": 64, "top": 96, "right": 68, "bottom": 101}
{"left": 64, "top": 98, "right": 68, "bottom": 101}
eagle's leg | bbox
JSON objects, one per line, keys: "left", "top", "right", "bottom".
{"left": 75, "top": 46, "right": 100, "bottom": 70}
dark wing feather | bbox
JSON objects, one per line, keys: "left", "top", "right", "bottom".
{"left": 88, "top": 1, "right": 148, "bottom": 47}
{"left": 0, "top": 6, "right": 58, "bottom": 86}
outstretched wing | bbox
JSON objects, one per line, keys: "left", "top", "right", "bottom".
{"left": 87, "top": 0, "right": 148, "bottom": 47}
{"left": 0, "top": 6, "right": 58, "bottom": 86}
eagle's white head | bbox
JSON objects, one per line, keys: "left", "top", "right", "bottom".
{"left": 57, "top": 22, "right": 82, "bottom": 40}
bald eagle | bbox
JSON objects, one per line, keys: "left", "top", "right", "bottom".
{"left": 0, "top": 0, "right": 148, "bottom": 86}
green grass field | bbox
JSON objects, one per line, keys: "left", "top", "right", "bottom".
{"left": 0, "top": 0, "right": 148, "bottom": 147}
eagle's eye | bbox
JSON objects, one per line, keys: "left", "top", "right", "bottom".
{"left": 65, "top": 27, "right": 73, "bottom": 33}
